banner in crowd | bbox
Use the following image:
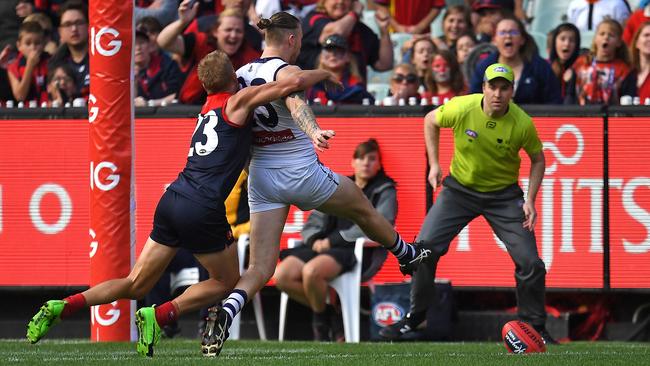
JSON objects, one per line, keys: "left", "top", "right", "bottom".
{"left": 88, "top": 0, "right": 133, "bottom": 341}
{"left": 0, "top": 117, "right": 648, "bottom": 289}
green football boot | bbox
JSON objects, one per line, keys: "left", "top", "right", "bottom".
{"left": 27, "top": 300, "right": 65, "bottom": 344}
{"left": 135, "top": 306, "right": 161, "bottom": 357}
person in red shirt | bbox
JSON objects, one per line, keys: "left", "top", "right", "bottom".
{"left": 374, "top": 0, "right": 446, "bottom": 34}
{"left": 621, "top": 21, "right": 650, "bottom": 103}
{"left": 572, "top": 18, "right": 631, "bottom": 105}
{"left": 158, "top": 0, "right": 260, "bottom": 104}
{"left": 623, "top": 2, "right": 650, "bottom": 45}
{"left": 422, "top": 49, "right": 465, "bottom": 103}
{"left": 7, "top": 21, "right": 49, "bottom": 104}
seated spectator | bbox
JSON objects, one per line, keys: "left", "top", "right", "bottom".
{"left": 423, "top": 49, "right": 466, "bottom": 103}
{"left": 623, "top": 0, "right": 650, "bottom": 45}
{"left": 7, "top": 21, "right": 49, "bottom": 103}
{"left": 157, "top": 0, "right": 260, "bottom": 104}
{"left": 408, "top": 37, "right": 435, "bottom": 93}
{"left": 194, "top": 0, "right": 263, "bottom": 52}
{"left": 274, "top": 138, "right": 396, "bottom": 342}
{"left": 470, "top": 16, "right": 562, "bottom": 104}
{"left": 456, "top": 32, "right": 477, "bottom": 69}
{"left": 466, "top": 0, "right": 526, "bottom": 22}
{"left": 374, "top": 0, "right": 445, "bottom": 34}
{"left": 134, "top": 29, "right": 182, "bottom": 107}
{"left": 621, "top": 22, "right": 650, "bottom": 103}
{"left": 433, "top": 5, "right": 472, "bottom": 53}
{"left": 471, "top": 0, "right": 508, "bottom": 43}
{"left": 387, "top": 63, "right": 421, "bottom": 103}
{"left": 567, "top": 0, "right": 631, "bottom": 32}
{"left": 23, "top": 13, "right": 57, "bottom": 56}
{"left": 48, "top": 1, "right": 89, "bottom": 99}
{"left": 46, "top": 63, "right": 77, "bottom": 106}
{"left": 548, "top": 23, "right": 581, "bottom": 103}
{"left": 0, "top": 1, "right": 22, "bottom": 51}
{"left": 572, "top": 18, "right": 631, "bottom": 105}
{"left": 306, "top": 34, "right": 374, "bottom": 105}
{"left": 137, "top": 16, "right": 165, "bottom": 56}
{"left": 298, "top": 0, "right": 393, "bottom": 81}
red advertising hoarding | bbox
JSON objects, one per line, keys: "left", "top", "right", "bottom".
{"left": 0, "top": 117, "right": 648, "bottom": 289}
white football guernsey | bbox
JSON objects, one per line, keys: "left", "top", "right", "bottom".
{"left": 236, "top": 57, "right": 317, "bottom": 169}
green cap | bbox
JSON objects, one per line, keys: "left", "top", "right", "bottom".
{"left": 483, "top": 63, "right": 514, "bottom": 83}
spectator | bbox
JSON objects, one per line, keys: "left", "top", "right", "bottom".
{"left": 306, "top": 34, "right": 374, "bottom": 105}
{"left": 471, "top": 0, "right": 507, "bottom": 43}
{"left": 621, "top": 22, "right": 650, "bottom": 103}
{"left": 470, "top": 16, "right": 562, "bottom": 104}
{"left": 567, "top": 0, "right": 631, "bottom": 32}
{"left": 572, "top": 18, "right": 630, "bottom": 105}
{"left": 7, "top": 21, "right": 49, "bottom": 103}
{"left": 137, "top": 17, "right": 166, "bottom": 59}
{"left": 387, "top": 63, "right": 421, "bottom": 103}
{"left": 16, "top": 0, "right": 35, "bottom": 20}
{"left": 433, "top": 5, "right": 472, "bottom": 53}
{"left": 157, "top": 1, "right": 260, "bottom": 104}
{"left": 623, "top": 0, "right": 650, "bottom": 45}
{"left": 466, "top": 0, "right": 526, "bottom": 22}
{"left": 24, "top": 13, "right": 57, "bottom": 56}
{"left": 297, "top": 0, "right": 393, "bottom": 81}
{"left": 134, "top": 0, "right": 178, "bottom": 27}
{"left": 274, "top": 138, "right": 396, "bottom": 342}
{"left": 134, "top": 29, "right": 182, "bottom": 107}
{"left": 408, "top": 37, "right": 436, "bottom": 93}
{"left": 548, "top": 23, "right": 581, "bottom": 103}
{"left": 194, "top": 0, "right": 263, "bottom": 52}
{"left": 456, "top": 32, "right": 477, "bottom": 67}
{"left": 374, "top": 0, "right": 445, "bottom": 35}
{"left": 0, "top": 1, "right": 22, "bottom": 50}
{"left": 49, "top": 0, "right": 89, "bottom": 99}
{"left": 46, "top": 63, "right": 78, "bottom": 105}
{"left": 423, "top": 49, "right": 466, "bottom": 103}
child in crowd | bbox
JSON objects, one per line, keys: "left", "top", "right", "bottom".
{"left": 621, "top": 21, "right": 650, "bottom": 103}
{"left": 409, "top": 37, "right": 436, "bottom": 94}
{"left": 548, "top": 23, "right": 581, "bottom": 102}
{"left": 455, "top": 32, "right": 477, "bottom": 82}
{"left": 572, "top": 18, "right": 631, "bottom": 105}
{"left": 46, "top": 63, "right": 78, "bottom": 106}
{"left": 7, "top": 21, "right": 49, "bottom": 104}
{"left": 306, "top": 34, "right": 373, "bottom": 105}
{"left": 422, "top": 49, "right": 465, "bottom": 103}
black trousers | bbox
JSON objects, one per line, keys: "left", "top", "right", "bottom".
{"left": 412, "top": 176, "right": 547, "bottom": 327}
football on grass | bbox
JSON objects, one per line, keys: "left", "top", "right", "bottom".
{"left": 501, "top": 320, "right": 546, "bottom": 354}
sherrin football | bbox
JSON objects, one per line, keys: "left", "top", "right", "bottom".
{"left": 501, "top": 320, "right": 546, "bottom": 354}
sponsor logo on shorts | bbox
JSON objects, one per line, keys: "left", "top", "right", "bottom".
{"left": 253, "top": 129, "right": 295, "bottom": 145}
{"left": 372, "top": 302, "right": 405, "bottom": 327}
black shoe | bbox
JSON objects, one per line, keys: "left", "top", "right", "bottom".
{"left": 329, "top": 308, "right": 345, "bottom": 343}
{"left": 398, "top": 242, "right": 431, "bottom": 276}
{"left": 379, "top": 312, "right": 424, "bottom": 340}
{"left": 312, "top": 308, "right": 332, "bottom": 342}
{"left": 535, "top": 326, "right": 559, "bottom": 345}
{"left": 201, "top": 306, "right": 230, "bottom": 357}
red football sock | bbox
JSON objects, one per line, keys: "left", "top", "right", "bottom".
{"left": 61, "top": 293, "right": 87, "bottom": 319}
{"left": 155, "top": 301, "right": 179, "bottom": 327}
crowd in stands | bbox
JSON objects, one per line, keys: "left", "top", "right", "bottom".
{"left": 1, "top": 0, "right": 650, "bottom": 108}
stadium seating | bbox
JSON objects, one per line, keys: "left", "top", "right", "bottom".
{"left": 367, "top": 82, "right": 391, "bottom": 101}
{"left": 229, "top": 234, "right": 267, "bottom": 341}
{"left": 278, "top": 237, "right": 366, "bottom": 343}
{"left": 529, "top": 0, "right": 570, "bottom": 35}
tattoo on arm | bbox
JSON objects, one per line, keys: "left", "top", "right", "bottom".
{"left": 290, "top": 98, "right": 320, "bottom": 138}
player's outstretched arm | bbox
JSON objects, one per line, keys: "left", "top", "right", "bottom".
{"left": 226, "top": 71, "right": 334, "bottom": 126}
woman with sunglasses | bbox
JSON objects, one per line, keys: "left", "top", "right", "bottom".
{"left": 469, "top": 16, "right": 562, "bottom": 104}
{"left": 388, "top": 63, "right": 422, "bottom": 104}
{"left": 306, "top": 34, "right": 374, "bottom": 105}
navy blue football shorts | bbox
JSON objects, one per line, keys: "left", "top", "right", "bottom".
{"left": 150, "top": 189, "right": 234, "bottom": 253}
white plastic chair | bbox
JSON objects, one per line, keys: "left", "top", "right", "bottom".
{"left": 278, "top": 237, "right": 365, "bottom": 343}
{"left": 229, "top": 234, "right": 267, "bottom": 340}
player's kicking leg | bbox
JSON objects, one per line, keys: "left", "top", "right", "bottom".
{"left": 317, "top": 175, "right": 431, "bottom": 275}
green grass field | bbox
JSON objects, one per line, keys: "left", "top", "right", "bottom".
{"left": 2, "top": 339, "right": 649, "bottom": 365}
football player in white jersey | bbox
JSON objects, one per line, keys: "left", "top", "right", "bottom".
{"left": 200, "top": 12, "right": 430, "bottom": 356}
